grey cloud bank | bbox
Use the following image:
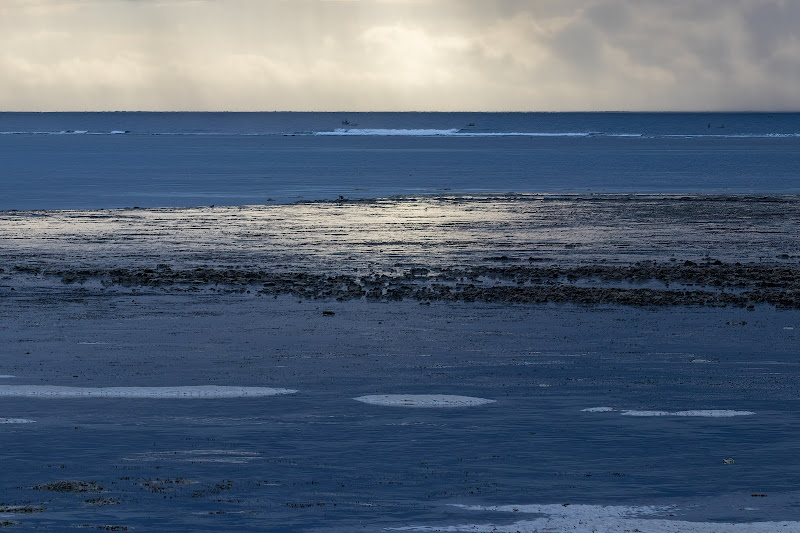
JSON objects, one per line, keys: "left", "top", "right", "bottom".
{"left": 0, "top": 0, "right": 797, "bottom": 111}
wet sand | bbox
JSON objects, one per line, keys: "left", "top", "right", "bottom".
{"left": 1, "top": 195, "right": 799, "bottom": 531}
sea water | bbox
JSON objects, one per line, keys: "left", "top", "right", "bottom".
{"left": 3, "top": 114, "right": 800, "bottom": 531}
{"left": 1, "top": 112, "right": 798, "bottom": 210}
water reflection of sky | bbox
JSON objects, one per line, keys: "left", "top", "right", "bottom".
{"left": 2, "top": 195, "right": 797, "bottom": 274}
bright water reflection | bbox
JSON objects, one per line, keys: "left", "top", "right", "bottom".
{"left": 1, "top": 195, "right": 797, "bottom": 275}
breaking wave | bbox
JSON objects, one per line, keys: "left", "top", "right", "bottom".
{"left": 2, "top": 128, "right": 798, "bottom": 139}
{"left": 0, "top": 385, "right": 297, "bottom": 398}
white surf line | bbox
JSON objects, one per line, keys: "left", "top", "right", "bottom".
{"left": 0, "top": 418, "right": 35, "bottom": 424}
{"left": 626, "top": 410, "right": 755, "bottom": 417}
{"left": 124, "top": 449, "right": 262, "bottom": 464}
{"left": 581, "top": 407, "right": 755, "bottom": 417}
{"left": 388, "top": 503, "right": 800, "bottom": 532}
{"left": 0, "top": 375, "right": 15, "bottom": 379}
{"left": 0, "top": 385, "right": 297, "bottom": 398}
{"left": 354, "top": 395, "right": 495, "bottom": 408}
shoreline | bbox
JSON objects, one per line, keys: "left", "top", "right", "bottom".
{"left": 3, "top": 190, "right": 800, "bottom": 213}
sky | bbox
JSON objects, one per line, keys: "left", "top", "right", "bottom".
{"left": 0, "top": 0, "right": 798, "bottom": 111}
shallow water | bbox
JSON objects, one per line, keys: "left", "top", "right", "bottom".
{"left": 1, "top": 296, "right": 799, "bottom": 531}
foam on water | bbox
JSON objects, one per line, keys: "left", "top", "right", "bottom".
{"left": 389, "top": 503, "right": 800, "bottom": 532}
{"left": 125, "top": 449, "right": 261, "bottom": 464}
{"left": 315, "top": 128, "right": 603, "bottom": 137}
{"left": 620, "top": 410, "right": 675, "bottom": 417}
{"left": 0, "top": 385, "right": 297, "bottom": 398}
{"left": 354, "top": 394, "right": 495, "bottom": 407}
{"left": 316, "top": 128, "right": 461, "bottom": 136}
{"left": 582, "top": 407, "right": 755, "bottom": 417}
{"left": 0, "top": 418, "right": 35, "bottom": 424}
{"left": 2, "top": 128, "right": 797, "bottom": 139}
{"left": 672, "top": 410, "right": 756, "bottom": 417}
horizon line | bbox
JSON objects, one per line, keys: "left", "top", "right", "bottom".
{"left": 1, "top": 109, "right": 799, "bottom": 114}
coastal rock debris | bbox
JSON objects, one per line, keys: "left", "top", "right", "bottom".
{"left": 25, "top": 260, "right": 800, "bottom": 309}
{"left": 34, "top": 481, "right": 103, "bottom": 493}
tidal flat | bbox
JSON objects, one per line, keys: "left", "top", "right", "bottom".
{"left": 1, "top": 195, "right": 799, "bottom": 531}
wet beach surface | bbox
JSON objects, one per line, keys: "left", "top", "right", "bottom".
{"left": 1, "top": 195, "right": 799, "bottom": 531}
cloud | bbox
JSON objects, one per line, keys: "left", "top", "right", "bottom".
{"left": 0, "top": 0, "right": 797, "bottom": 110}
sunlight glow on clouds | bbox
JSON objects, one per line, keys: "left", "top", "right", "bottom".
{"left": 0, "top": 0, "right": 797, "bottom": 111}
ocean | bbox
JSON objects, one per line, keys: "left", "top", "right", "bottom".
{"left": 1, "top": 112, "right": 799, "bottom": 210}
{"left": 3, "top": 113, "right": 800, "bottom": 531}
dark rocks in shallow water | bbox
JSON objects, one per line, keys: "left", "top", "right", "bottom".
{"left": 0, "top": 505, "right": 46, "bottom": 513}
{"left": 34, "top": 481, "right": 103, "bottom": 494}
{"left": 21, "top": 260, "right": 800, "bottom": 309}
{"left": 84, "top": 497, "right": 121, "bottom": 507}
